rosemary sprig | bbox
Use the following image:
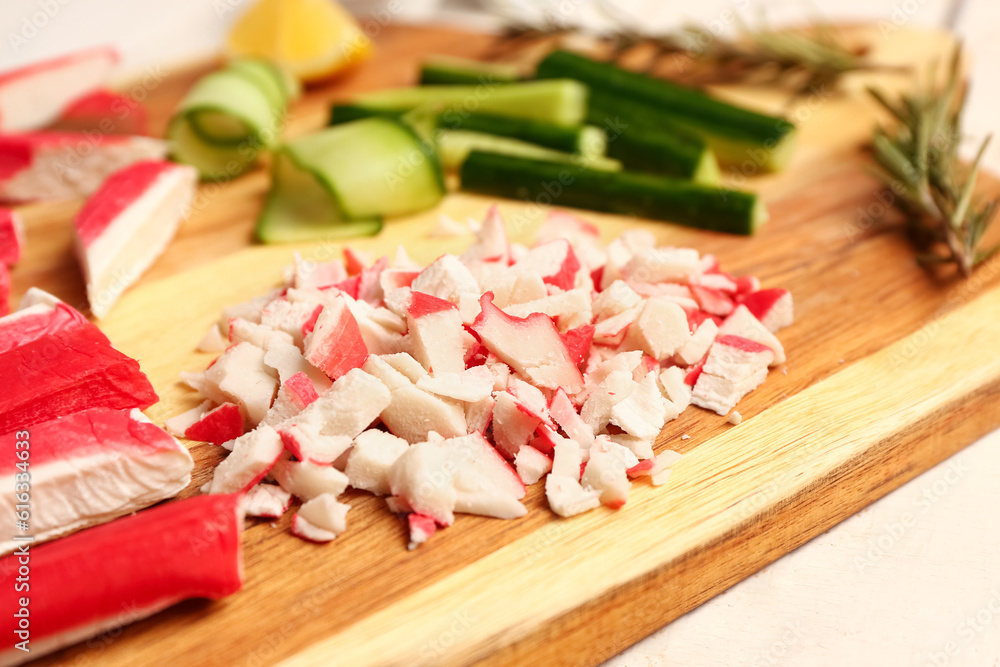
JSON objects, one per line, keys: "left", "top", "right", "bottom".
{"left": 867, "top": 45, "right": 998, "bottom": 277}
{"left": 486, "top": 1, "right": 896, "bottom": 97}
{"left": 647, "top": 21, "right": 890, "bottom": 96}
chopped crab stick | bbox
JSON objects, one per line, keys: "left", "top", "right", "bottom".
{"left": 73, "top": 160, "right": 197, "bottom": 318}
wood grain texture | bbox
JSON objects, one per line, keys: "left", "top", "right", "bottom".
{"left": 8, "top": 23, "right": 999, "bottom": 667}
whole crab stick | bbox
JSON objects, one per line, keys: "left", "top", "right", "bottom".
{"left": 0, "top": 493, "right": 245, "bottom": 665}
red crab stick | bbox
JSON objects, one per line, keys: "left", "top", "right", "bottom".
{"left": 0, "top": 493, "right": 245, "bottom": 665}
{"left": 0, "top": 47, "right": 118, "bottom": 132}
{"left": 52, "top": 89, "right": 149, "bottom": 136}
{"left": 0, "top": 299, "right": 157, "bottom": 434}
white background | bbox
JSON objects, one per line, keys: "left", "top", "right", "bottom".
{"left": 1, "top": 2, "right": 998, "bottom": 665}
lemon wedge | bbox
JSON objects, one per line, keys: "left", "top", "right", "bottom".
{"left": 227, "top": 0, "right": 373, "bottom": 84}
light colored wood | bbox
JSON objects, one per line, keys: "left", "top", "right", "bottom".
{"left": 10, "top": 23, "right": 1000, "bottom": 667}
{"left": 285, "top": 281, "right": 1000, "bottom": 667}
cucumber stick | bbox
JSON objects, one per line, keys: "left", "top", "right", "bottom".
{"left": 599, "top": 104, "right": 719, "bottom": 185}
{"left": 606, "top": 128, "right": 719, "bottom": 184}
{"left": 459, "top": 151, "right": 765, "bottom": 235}
{"left": 437, "top": 111, "right": 605, "bottom": 156}
{"left": 256, "top": 117, "right": 444, "bottom": 244}
{"left": 537, "top": 49, "right": 796, "bottom": 171}
{"left": 336, "top": 79, "right": 588, "bottom": 125}
{"left": 419, "top": 56, "right": 521, "bottom": 85}
{"left": 437, "top": 130, "right": 621, "bottom": 172}
{"left": 169, "top": 59, "right": 297, "bottom": 181}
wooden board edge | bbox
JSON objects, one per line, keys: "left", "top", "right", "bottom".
{"left": 277, "top": 277, "right": 1000, "bottom": 667}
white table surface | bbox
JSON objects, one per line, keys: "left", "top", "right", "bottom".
{"left": 2, "top": 2, "right": 998, "bottom": 665}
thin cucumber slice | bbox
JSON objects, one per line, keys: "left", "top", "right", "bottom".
{"left": 344, "top": 79, "right": 588, "bottom": 125}
{"left": 228, "top": 59, "right": 300, "bottom": 108}
{"left": 168, "top": 115, "right": 253, "bottom": 181}
{"left": 257, "top": 149, "right": 383, "bottom": 243}
{"left": 187, "top": 109, "right": 251, "bottom": 146}
{"left": 537, "top": 49, "right": 796, "bottom": 172}
{"left": 419, "top": 56, "right": 521, "bottom": 85}
{"left": 437, "top": 130, "right": 620, "bottom": 172}
{"left": 459, "top": 151, "right": 765, "bottom": 235}
{"left": 169, "top": 64, "right": 291, "bottom": 180}
{"left": 255, "top": 117, "right": 445, "bottom": 243}
{"left": 177, "top": 70, "right": 276, "bottom": 142}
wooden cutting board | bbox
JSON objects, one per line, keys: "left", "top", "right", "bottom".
{"left": 13, "top": 23, "right": 1000, "bottom": 667}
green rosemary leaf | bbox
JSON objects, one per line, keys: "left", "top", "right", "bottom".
{"left": 868, "top": 44, "right": 997, "bottom": 277}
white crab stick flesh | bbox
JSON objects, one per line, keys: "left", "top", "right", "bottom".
{"left": 0, "top": 493, "right": 244, "bottom": 666}
{"left": 0, "top": 407, "right": 194, "bottom": 555}
{"left": 0, "top": 298, "right": 158, "bottom": 434}
{"left": 0, "top": 46, "right": 118, "bottom": 132}
{"left": 0, "top": 132, "right": 166, "bottom": 203}
{"left": 74, "top": 160, "right": 196, "bottom": 318}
